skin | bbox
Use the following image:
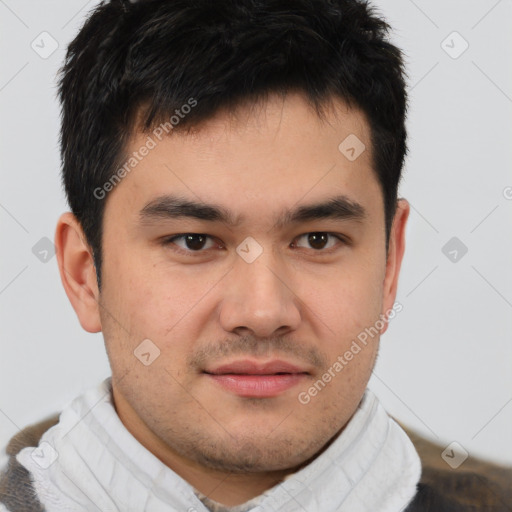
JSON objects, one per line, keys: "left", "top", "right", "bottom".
{"left": 55, "top": 92, "right": 409, "bottom": 506}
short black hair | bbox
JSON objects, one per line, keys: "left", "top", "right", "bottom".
{"left": 58, "top": 0, "right": 408, "bottom": 288}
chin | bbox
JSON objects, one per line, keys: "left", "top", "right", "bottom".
{"left": 182, "top": 428, "right": 331, "bottom": 473}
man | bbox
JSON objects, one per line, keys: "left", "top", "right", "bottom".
{"left": 1, "top": 0, "right": 510, "bottom": 510}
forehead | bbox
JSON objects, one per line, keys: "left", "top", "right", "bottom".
{"left": 105, "top": 92, "right": 382, "bottom": 228}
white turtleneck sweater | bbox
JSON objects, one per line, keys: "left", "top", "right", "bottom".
{"left": 6, "top": 378, "right": 421, "bottom": 512}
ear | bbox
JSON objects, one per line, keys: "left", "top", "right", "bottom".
{"left": 54, "top": 212, "right": 102, "bottom": 333}
{"left": 380, "top": 198, "right": 410, "bottom": 335}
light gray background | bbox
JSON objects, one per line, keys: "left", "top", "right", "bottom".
{"left": 1, "top": 0, "right": 511, "bottom": 470}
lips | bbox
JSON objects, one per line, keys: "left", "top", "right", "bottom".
{"left": 205, "top": 359, "right": 308, "bottom": 376}
{"left": 204, "top": 359, "right": 309, "bottom": 398}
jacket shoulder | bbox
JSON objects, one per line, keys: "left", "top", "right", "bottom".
{"left": 4, "top": 415, "right": 60, "bottom": 458}
{"left": 0, "top": 414, "right": 60, "bottom": 512}
{"left": 401, "top": 423, "right": 512, "bottom": 511}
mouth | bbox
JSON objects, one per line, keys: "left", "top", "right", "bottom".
{"left": 203, "top": 359, "right": 310, "bottom": 398}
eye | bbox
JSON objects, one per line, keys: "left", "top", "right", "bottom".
{"left": 161, "top": 231, "right": 348, "bottom": 257}
{"left": 162, "top": 233, "right": 219, "bottom": 254}
{"left": 292, "top": 232, "right": 347, "bottom": 252}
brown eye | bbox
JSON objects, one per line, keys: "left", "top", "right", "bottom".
{"left": 293, "top": 232, "right": 344, "bottom": 251}
{"left": 182, "top": 234, "right": 208, "bottom": 250}
{"left": 164, "top": 234, "right": 216, "bottom": 252}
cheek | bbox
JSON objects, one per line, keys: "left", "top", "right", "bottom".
{"left": 319, "top": 261, "right": 384, "bottom": 334}
{"left": 107, "top": 257, "right": 223, "bottom": 352}
{"left": 308, "top": 269, "right": 382, "bottom": 400}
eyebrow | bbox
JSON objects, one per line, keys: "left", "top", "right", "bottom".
{"left": 139, "top": 194, "right": 367, "bottom": 229}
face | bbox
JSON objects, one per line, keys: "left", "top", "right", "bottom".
{"left": 67, "top": 93, "right": 407, "bottom": 475}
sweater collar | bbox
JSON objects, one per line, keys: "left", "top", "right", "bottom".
{"left": 17, "top": 378, "right": 421, "bottom": 511}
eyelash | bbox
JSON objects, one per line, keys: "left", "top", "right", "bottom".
{"left": 161, "top": 232, "right": 349, "bottom": 257}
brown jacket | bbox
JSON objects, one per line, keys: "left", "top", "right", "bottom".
{"left": 1, "top": 414, "right": 511, "bottom": 511}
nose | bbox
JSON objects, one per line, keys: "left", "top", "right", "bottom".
{"left": 218, "top": 249, "right": 302, "bottom": 338}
